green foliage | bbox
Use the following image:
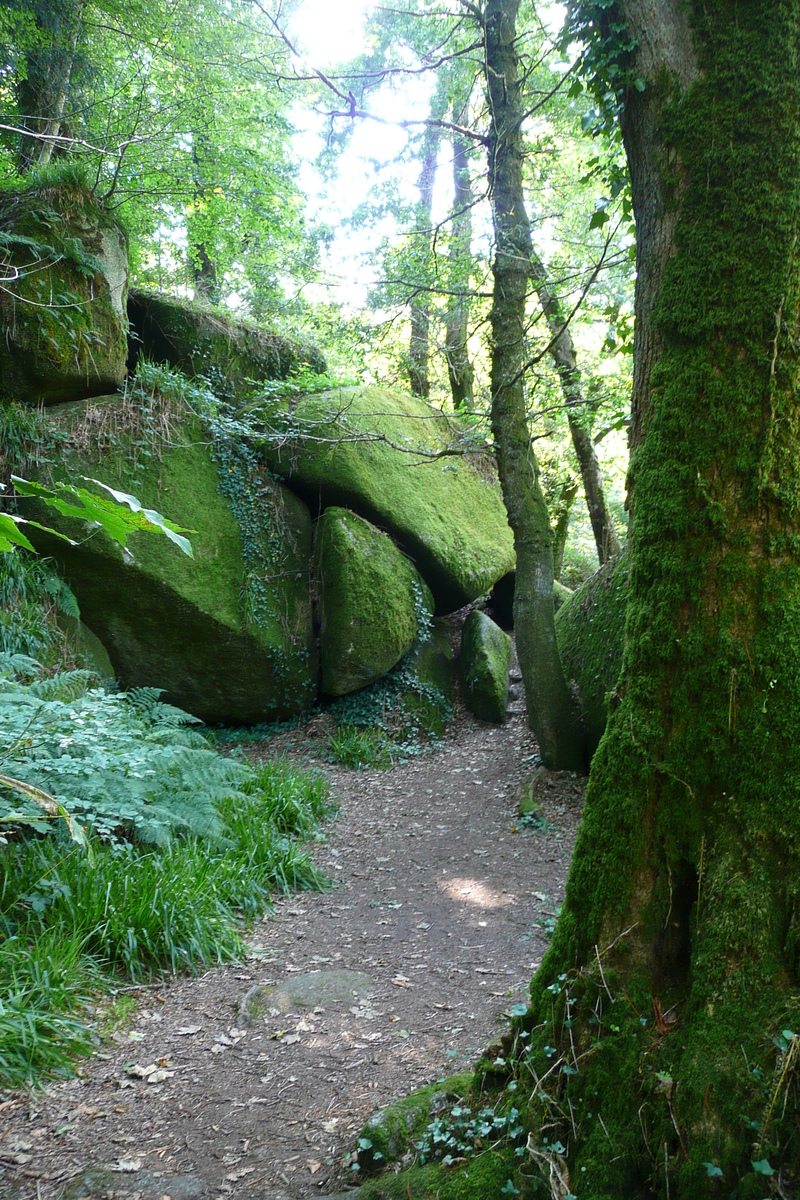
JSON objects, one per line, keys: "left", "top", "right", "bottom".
{"left": 0, "top": 548, "right": 78, "bottom": 660}
{"left": 327, "top": 725, "right": 394, "bottom": 770}
{"left": 414, "top": 1102, "right": 526, "bottom": 1168}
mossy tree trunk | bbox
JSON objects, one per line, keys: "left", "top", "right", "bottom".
{"left": 484, "top": 0, "right": 583, "bottom": 771}
{"left": 445, "top": 113, "right": 476, "bottom": 410}
{"left": 515, "top": 2, "right": 800, "bottom": 1192}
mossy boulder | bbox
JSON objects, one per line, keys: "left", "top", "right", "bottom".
{"left": 22, "top": 396, "right": 317, "bottom": 723}
{"left": 554, "top": 549, "right": 628, "bottom": 758}
{"left": 315, "top": 506, "right": 433, "bottom": 696}
{"left": 258, "top": 385, "right": 515, "bottom": 613}
{"left": 0, "top": 180, "right": 128, "bottom": 404}
{"left": 460, "top": 610, "right": 511, "bottom": 724}
{"left": 127, "top": 290, "right": 326, "bottom": 400}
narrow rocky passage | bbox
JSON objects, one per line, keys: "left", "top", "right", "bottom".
{"left": 0, "top": 707, "right": 584, "bottom": 1200}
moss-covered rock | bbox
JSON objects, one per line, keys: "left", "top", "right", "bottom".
{"left": 0, "top": 179, "right": 128, "bottom": 404}
{"left": 22, "top": 396, "right": 317, "bottom": 723}
{"left": 127, "top": 290, "right": 326, "bottom": 400}
{"left": 460, "top": 610, "right": 511, "bottom": 724}
{"left": 315, "top": 507, "right": 433, "bottom": 696}
{"left": 356, "top": 1074, "right": 474, "bottom": 1173}
{"left": 554, "top": 550, "right": 628, "bottom": 758}
{"left": 258, "top": 386, "right": 515, "bottom": 613}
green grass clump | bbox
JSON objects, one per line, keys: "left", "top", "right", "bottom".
{"left": 327, "top": 724, "right": 394, "bottom": 769}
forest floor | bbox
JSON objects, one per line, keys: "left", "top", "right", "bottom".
{"left": 0, "top": 689, "right": 585, "bottom": 1200}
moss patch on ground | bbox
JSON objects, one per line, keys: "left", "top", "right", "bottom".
{"left": 554, "top": 550, "right": 628, "bottom": 759}
{"left": 315, "top": 507, "right": 433, "bottom": 696}
{"left": 22, "top": 395, "right": 317, "bottom": 722}
{"left": 356, "top": 1073, "right": 475, "bottom": 1173}
{"left": 0, "top": 180, "right": 128, "bottom": 404}
{"left": 460, "top": 610, "right": 511, "bottom": 724}
{"left": 257, "top": 385, "right": 515, "bottom": 613}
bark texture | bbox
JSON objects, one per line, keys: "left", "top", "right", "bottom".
{"left": 485, "top": 0, "right": 583, "bottom": 771}
{"left": 17, "top": 0, "right": 84, "bottom": 170}
{"left": 511, "top": 2, "right": 800, "bottom": 1193}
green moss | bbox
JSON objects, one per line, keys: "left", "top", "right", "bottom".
{"left": 258, "top": 386, "right": 515, "bottom": 613}
{"left": 0, "top": 185, "right": 128, "bottom": 404}
{"left": 555, "top": 551, "right": 629, "bottom": 758}
{"left": 460, "top": 610, "right": 511, "bottom": 724}
{"left": 314, "top": 506, "right": 434, "bottom": 696}
{"left": 357, "top": 1073, "right": 474, "bottom": 1172}
{"left": 128, "top": 290, "right": 326, "bottom": 401}
{"left": 357, "top": 1150, "right": 517, "bottom": 1200}
{"left": 22, "top": 396, "right": 316, "bottom": 722}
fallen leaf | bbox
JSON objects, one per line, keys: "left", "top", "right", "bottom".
{"left": 322, "top": 1119, "right": 339, "bottom": 1133}
{"left": 125, "top": 1064, "right": 157, "bottom": 1078}
{"left": 307, "top": 1160, "right": 321, "bottom": 1175}
{"left": 391, "top": 976, "right": 412, "bottom": 989}
{"left": 210, "top": 1044, "right": 225, "bottom": 1054}
{"left": 225, "top": 1167, "right": 255, "bottom": 1182}
{"left": 109, "top": 1157, "right": 142, "bottom": 1172}
{"left": 175, "top": 1025, "right": 202, "bottom": 1036}
{"left": 0, "top": 1152, "right": 32, "bottom": 1165}
{"left": 147, "top": 1069, "right": 175, "bottom": 1084}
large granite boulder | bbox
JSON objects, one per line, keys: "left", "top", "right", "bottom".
{"left": 127, "top": 290, "right": 326, "bottom": 401}
{"left": 555, "top": 550, "right": 628, "bottom": 757}
{"left": 460, "top": 609, "right": 512, "bottom": 724}
{"left": 258, "top": 385, "right": 515, "bottom": 613}
{"left": 21, "top": 395, "right": 317, "bottom": 723}
{"left": 314, "top": 506, "right": 433, "bottom": 696}
{"left": 0, "top": 181, "right": 128, "bottom": 404}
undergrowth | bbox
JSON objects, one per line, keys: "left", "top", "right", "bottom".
{"left": 0, "top": 652, "right": 332, "bottom": 1088}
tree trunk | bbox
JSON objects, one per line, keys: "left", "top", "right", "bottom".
{"left": 551, "top": 477, "right": 579, "bottom": 581}
{"left": 189, "top": 137, "right": 220, "bottom": 305}
{"left": 511, "top": 2, "right": 800, "bottom": 1191}
{"left": 485, "top": 0, "right": 583, "bottom": 771}
{"left": 17, "top": 0, "right": 84, "bottom": 171}
{"left": 445, "top": 113, "right": 475, "bottom": 410}
{"left": 531, "top": 254, "right": 621, "bottom": 563}
{"left": 407, "top": 117, "right": 442, "bottom": 399}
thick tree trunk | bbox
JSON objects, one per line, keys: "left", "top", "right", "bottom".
{"left": 531, "top": 255, "right": 621, "bottom": 563}
{"left": 445, "top": 116, "right": 475, "bottom": 410}
{"left": 407, "top": 119, "right": 441, "bottom": 399}
{"left": 485, "top": 0, "right": 583, "bottom": 771}
{"left": 510, "top": 2, "right": 800, "bottom": 1192}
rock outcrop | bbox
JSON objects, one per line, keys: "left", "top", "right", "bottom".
{"left": 22, "top": 396, "right": 317, "bottom": 723}
{"left": 258, "top": 385, "right": 515, "bottom": 613}
{"left": 460, "top": 609, "right": 512, "bottom": 724}
{"left": 127, "top": 290, "right": 326, "bottom": 401}
{"left": 314, "top": 506, "right": 433, "bottom": 696}
{"left": 0, "top": 179, "right": 128, "bottom": 404}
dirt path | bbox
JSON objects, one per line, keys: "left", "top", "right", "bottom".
{"left": 0, "top": 702, "right": 584, "bottom": 1200}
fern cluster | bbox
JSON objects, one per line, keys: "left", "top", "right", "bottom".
{"left": 0, "top": 655, "right": 252, "bottom": 844}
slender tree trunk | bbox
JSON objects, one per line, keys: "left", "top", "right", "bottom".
{"left": 551, "top": 477, "right": 579, "bottom": 580}
{"left": 18, "top": 0, "right": 84, "bottom": 170}
{"left": 507, "top": 2, "right": 800, "bottom": 1191}
{"left": 445, "top": 112, "right": 475, "bottom": 410}
{"left": 407, "top": 117, "right": 442, "bottom": 399}
{"left": 485, "top": 0, "right": 583, "bottom": 771}
{"left": 189, "top": 137, "right": 220, "bottom": 305}
{"left": 531, "top": 256, "right": 621, "bottom": 563}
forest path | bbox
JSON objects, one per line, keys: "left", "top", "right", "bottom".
{"left": 1, "top": 705, "right": 584, "bottom": 1200}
